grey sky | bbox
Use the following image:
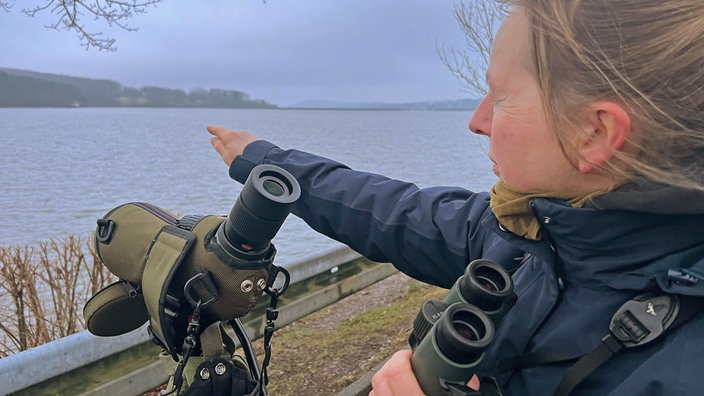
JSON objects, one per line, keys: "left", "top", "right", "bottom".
{"left": 0, "top": 1, "right": 473, "bottom": 106}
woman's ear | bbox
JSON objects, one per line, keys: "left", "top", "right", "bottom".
{"left": 577, "top": 101, "right": 632, "bottom": 173}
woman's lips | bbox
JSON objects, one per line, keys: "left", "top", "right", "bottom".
{"left": 490, "top": 158, "right": 499, "bottom": 176}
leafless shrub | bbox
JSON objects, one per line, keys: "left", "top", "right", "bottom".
{"left": 37, "top": 236, "right": 86, "bottom": 338}
{"left": 0, "top": 234, "right": 115, "bottom": 357}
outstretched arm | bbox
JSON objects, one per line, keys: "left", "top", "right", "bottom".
{"left": 205, "top": 126, "right": 499, "bottom": 288}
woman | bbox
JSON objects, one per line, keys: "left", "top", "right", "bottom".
{"left": 208, "top": 1, "right": 704, "bottom": 394}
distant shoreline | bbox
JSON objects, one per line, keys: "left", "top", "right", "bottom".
{"left": 1, "top": 67, "right": 478, "bottom": 111}
{"left": 0, "top": 106, "right": 473, "bottom": 111}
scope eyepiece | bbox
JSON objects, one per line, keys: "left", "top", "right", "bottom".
{"left": 216, "top": 164, "right": 301, "bottom": 261}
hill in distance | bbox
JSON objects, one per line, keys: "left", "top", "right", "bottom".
{"left": 0, "top": 67, "right": 276, "bottom": 109}
{"left": 0, "top": 67, "right": 479, "bottom": 110}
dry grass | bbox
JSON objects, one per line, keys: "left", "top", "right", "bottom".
{"left": 0, "top": 234, "right": 116, "bottom": 356}
{"left": 256, "top": 273, "right": 445, "bottom": 396}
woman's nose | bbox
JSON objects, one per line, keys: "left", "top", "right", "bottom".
{"left": 468, "top": 96, "right": 492, "bottom": 137}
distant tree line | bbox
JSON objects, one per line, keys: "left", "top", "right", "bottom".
{"left": 0, "top": 69, "right": 277, "bottom": 108}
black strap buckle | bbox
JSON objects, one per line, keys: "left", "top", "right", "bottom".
{"left": 553, "top": 293, "right": 683, "bottom": 396}
{"left": 609, "top": 293, "right": 679, "bottom": 348}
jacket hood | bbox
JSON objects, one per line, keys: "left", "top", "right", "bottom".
{"left": 589, "top": 180, "right": 704, "bottom": 214}
{"left": 521, "top": 196, "right": 704, "bottom": 297}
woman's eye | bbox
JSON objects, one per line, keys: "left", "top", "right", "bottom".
{"left": 488, "top": 92, "right": 502, "bottom": 107}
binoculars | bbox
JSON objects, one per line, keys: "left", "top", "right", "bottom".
{"left": 409, "top": 259, "right": 516, "bottom": 395}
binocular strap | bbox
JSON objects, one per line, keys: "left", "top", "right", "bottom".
{"left": 495, "top": 294, "right": 704, "bottom": 396}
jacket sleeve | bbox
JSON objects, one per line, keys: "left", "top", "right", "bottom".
{"left": 229, "top": 140, "right": 495, "bottom": 288}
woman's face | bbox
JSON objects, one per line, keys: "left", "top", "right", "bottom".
{"left": 468, "top": 8, "right": 587, "bottom": 193}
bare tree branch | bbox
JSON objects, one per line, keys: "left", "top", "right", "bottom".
{"left": 439, "top": 0, "right": 507, "bottom": 97}
{"left": 1, "top": 0, "right": 160, "bottom": 51}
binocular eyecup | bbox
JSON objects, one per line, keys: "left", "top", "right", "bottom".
{"left": 445, "top": 259, "right": 517, "bottom": 321}
{"left": 409, "top": 259, "right": 516, "bottom": 396}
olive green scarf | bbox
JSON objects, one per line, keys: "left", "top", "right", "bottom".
{"left": 489, "top": 181, "right": 607, "bottom": 240}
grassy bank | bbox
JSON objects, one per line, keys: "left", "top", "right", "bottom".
{"left": 258, "top": 273, "right": 444, "bottom": 396}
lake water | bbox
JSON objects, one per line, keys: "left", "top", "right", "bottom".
{"left": 0, "top": 108, "right": 495, "bottom": 266}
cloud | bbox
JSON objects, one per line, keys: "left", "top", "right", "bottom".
{"left": 0, "top": 0, "right": 470, "bottom": 105}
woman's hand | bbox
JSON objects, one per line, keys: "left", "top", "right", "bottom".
{"left": 369, "top": 350, "right": 424, "bottom": 396}
{"left": 207, "top": 125, "right": 259, "bottom": 166}
{"left": 369, "top": 349, "right": 481, "bottom": 396}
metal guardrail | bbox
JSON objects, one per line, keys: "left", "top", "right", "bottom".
{"left": 1, "top": 325, "right": 152, "bottom": 395}
{"left": 1, "top": 245, "right": 398, "bottom": 395}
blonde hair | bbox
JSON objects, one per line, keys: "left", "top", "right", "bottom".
{"left": 506, "top": 0, "right": 704, "bottom": 191}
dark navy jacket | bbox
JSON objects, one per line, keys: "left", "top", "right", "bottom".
{"left": 230, "top": 140, "right": 704, "bottom": 395}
